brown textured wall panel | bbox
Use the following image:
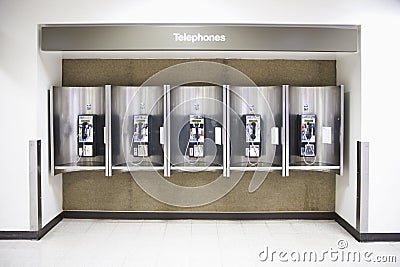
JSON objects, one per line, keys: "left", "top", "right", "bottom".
{"left": 62, "top": 58, "right": 336, "bottom": 212}
{"left": 63, "top": 171, "right": 335, "bottom": 211}
{"left": 227, "top": 59, "right": 336, "bottom": 86}
{"left": 62, "top": 59, "right": 225, "bottom": 86}
{"left": 62, "top": 59, "right": 336, "bottom": 87}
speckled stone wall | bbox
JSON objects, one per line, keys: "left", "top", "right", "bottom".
{"left": 62, "top": 59, "right": 337, "bottom": 212}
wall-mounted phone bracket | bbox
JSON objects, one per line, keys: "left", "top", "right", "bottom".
{"left": 242, "top": 114, "right": 261, "bottom": 158}
{"left": 298, "top": 114, "right": 316, "bottom": 157}
{"left": 188, "top": 115, "right": 205, "bottom": 158}
{"left": 78, "top": 114, "right": 96, "bottom": 157}
{"left": 133, "top": 115, "right": 151, "bottom": 157}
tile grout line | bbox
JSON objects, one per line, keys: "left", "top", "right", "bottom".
{"left": 154, "top": 221, "right": 168, "bottom": 267}
{"left": 215, "top": 220, "right": 224, "bottom": 267}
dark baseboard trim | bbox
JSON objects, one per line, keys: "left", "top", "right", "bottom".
{"left": 334, "top": 213, "right": 400, "bottom": 242}
{"left": 38, "top": 212, "right": 64, "bottom": 240}
{"left": 334, "top": 213, "right": 361, "bottom": 241}
{"left": 0, "top": 212, "right": 64, "bottom": 240}
{"left": 66, "top": 210, "right": 400, "bottom": 242}
{"left": 0, "top": 231, "right": 38, "bottom": 240}
{"left": 1, "top": 211, "right": 399, "bottom": 242}
{"left": 63, "top": 210, "right": 336, "bottom": 220}
{"left": 360, "top": 233, "right": 400, "bottom": 242}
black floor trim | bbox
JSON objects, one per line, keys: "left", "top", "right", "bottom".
{"left": 334, "top": 213, "right": 400, "bottom": 242}
{"left": 0, "top": 231, "right": 38, "bottom": 240}
{"left": 0, "top": 212, "right": 63, "bottom": 240}
{"left": 360, "top": 233, "right": 400, "bottom": 242}
{"left": 63, "top": 210, "right": 336, "bottom": 220}
{"left": 38, "top": 212, "right": 64, "bottom": 240}
{"left": 2, "top": 211, "right": 399, "bottom": 242}
{"left": 334, "top": 213, "right": 361, "bottom": 241}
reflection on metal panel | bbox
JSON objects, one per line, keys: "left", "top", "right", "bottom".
{"left": 357, "top": 141, "right": 369, "bottom": 233}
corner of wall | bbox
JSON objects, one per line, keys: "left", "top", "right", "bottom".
{"left": 37, "top": 51, "right": 63, "bottom": 226}
{"left": 335, "top": 52, "right": 361, "bottom": 229}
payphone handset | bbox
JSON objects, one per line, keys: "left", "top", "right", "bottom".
{"left": 77, "top": 115, "right": 96, "bottom": 157}
{"left": 188, "top": 115, "right": 205, "bottom": 158}
{"left": 298, "top": 114, "right": 317, "bottom": 164}
{"left": 132, "top": 115, "right": 150, "bottom": 157}
{"left": 243, "top": 114, "right": 261, "bottom": 158}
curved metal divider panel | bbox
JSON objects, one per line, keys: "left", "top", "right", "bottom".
{"left": 228, "top": 86, "right": 284, "bottom": 173}
{"left": 169, "top": 86, "right": 224, "bottom": 172}
{"left": 52, "top": 86, "right": 106, "bottom": 174}
{"left": 105, "top": 85, "right": 112, "bottom": 176}
{"left": 287, "top": 86, "right": 343, "bottom": 174}
{"left": 223, "top": 85, "right": 229, "bottom": 177}
{"left": 111, "top": 86, "right": 164, "bottom": 172}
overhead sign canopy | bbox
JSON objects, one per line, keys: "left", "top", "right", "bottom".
{"left": 40, "top": 24, "right": 358, "bottom": 52}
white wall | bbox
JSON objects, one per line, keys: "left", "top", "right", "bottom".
{"left": 0, "top": 0, "right": 399, "bottom": 232}
{"left": 0, "top": 5, "right": 38, "bottom": 230}
{"left": 37, "top": 51, "right": 63, "bottom": 226}
{"left": 360, "top": 18, "right": 400, "bottom": 233}
{"left": 336, "top": 52, "right": 361, "bottom": 228}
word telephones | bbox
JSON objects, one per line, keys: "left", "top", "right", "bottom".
{"left": 298, "top": 114, "right": 316, "bottom": 157}
{"left": 188, "top": 115, "right": 205, "bottom": 158}
{"left": 77, "top": 115, "right": 97, "bottom": 157}
{"left": 133, "top": 115, "right": 151, "bottom": 157}
{"left": 242, "top": 114, "right": 261, "bottom": 158}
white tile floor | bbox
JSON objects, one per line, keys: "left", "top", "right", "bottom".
{"left": 1, "top": 219, "right": 399, "bottom": 267}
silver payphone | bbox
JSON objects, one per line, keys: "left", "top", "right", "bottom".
{"left": 133, "top": 115, "right": 150, "bottom": 157}
{"left": 188, "top": 115, "right": 205, "bottom": 158}
{"left": 298, "top": 114, "right": 317, "bottom": 157}
{"left": 77, "top": 114, "right": 97, "bottom": 157}
{"left": 243, "top": 114, "right": 261, "bottom": 158}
